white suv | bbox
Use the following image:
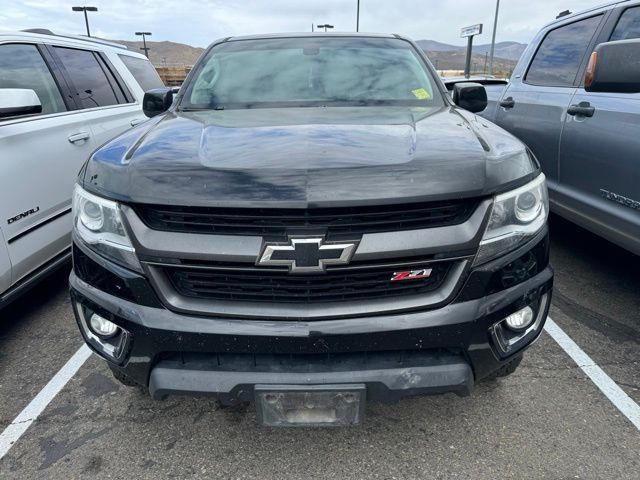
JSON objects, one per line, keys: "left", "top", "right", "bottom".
{"left": 0, "top": 30, "right": 164, "bottom": 307}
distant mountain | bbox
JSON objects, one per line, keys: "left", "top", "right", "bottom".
{"left": 414, "top": 40, "right": 459, "bottom": 52}
{"left": 106, "top": 37, "right": 525, "bottom": 76}
{"left": 416, "top": 39, "right": 527, "bottom": 62}
{"left": 469, "top": 41, "right": 527, "bottom": 61}
{"left": 414, "top": 39, "right": 526, "bottom": 76}
{"left": 108, "top": 39, "right": 205, "bottom": 66}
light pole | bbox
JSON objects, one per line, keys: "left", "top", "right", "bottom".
{"left": 488, "top": 0, "right": 500, "bottom": 76}
{"left": 71, "top": 6, "right": 97, "bottom": 37}
{"left": 317, "top": 24, "right": 334, "bottom": 33}
{"left": 136, "top": 32, "right": 152, "bottom": 57}
{"left": 356, "top": 0, "right": 360, "bottom": 32}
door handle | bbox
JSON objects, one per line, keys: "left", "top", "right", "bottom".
{"left": 567, "top": 102, "right": 595, "bottom": 117}
{"left": 130, "top": 118, "right": 145, "bottom": 127}
{"left": 499, "top": 97, "right": 515, "bottom": 109}
{"left": 67, "top": 131, "right": 91, "bottom": 144}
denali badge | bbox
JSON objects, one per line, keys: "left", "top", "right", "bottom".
{"left": 391, "top": 269, "right": 433, "bottom": 281}
{"left": 7, "top": 206, "right": 40, "bottom": 224}
{"left": 257, "top": 237, "right": 357, "bottom": 273}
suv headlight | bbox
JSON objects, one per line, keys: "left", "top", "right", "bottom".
{"left": 474, "top": 174, "right": 548, "bottom": 265}
{"left": 72, "top": 184, "right": 142, "bottom": 272}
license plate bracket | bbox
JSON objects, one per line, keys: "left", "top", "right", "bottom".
{"left": 255, "top": 384, "right": 366, "bottom": 427}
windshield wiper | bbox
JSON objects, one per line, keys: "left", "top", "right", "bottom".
{"left": 178, "top": 105, "right": 225, "bottom": 112}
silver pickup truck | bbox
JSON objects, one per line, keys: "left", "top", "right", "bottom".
{"left": 480, "top": 1, "right": 640, "bottom": 255}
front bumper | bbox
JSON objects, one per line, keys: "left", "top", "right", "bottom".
{"left": 69, "top": 231, "right": 553, "bottom": 405}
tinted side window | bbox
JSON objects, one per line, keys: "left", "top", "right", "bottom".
{"left": 0, "top": 44, "right": 66, "bottom": 115}
{"left": 118, "top": 55, "right": 164, "bottom": 92}
{"left": 611, "top": 6, "right": 640, "bottom": 41}
{"left": 53, "top": 47, "right": 119, "bottom": 108}
{"left": 525, "top": 15, "right": 603, "bottom": 86}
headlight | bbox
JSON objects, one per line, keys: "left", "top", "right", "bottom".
{"left": 72, "top": 184, "right": 142, "bottom": 272}
{"left": 474, "top": 174, "right": 548, "bottom": 265}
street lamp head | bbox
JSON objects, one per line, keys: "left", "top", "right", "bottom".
{"left": 135, "top": 32, "right": 152, "bottom": 36}
{"left": 72, "top": 6, "right": 84, "bottom": 11}
{"left": 72, "top": 6, "right": 97, "bottom": 11}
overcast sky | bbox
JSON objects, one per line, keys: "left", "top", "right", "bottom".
{"left": 2, "top": 0, "right": 606, "bottom": 47}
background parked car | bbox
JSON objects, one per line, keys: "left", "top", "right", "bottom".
{"left": 0, "top": 30, "right": 165, "bottom": 308}
{"left": 480, "top": 1, "right": 640, "bottom": 255}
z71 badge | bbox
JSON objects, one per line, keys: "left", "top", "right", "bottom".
{"left": 390, "top": 269, "right": 433, "bottom": 281}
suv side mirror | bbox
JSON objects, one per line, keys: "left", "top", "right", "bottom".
{"left": 452, "top": 83, "right": 487, "bottom": 113}
{"left": 0, "top": 89, "right": 42, "bottom": 119}
{"left": 143, "top": 87, "right": 174, "bottom": 118}
{"left": 585, "top": 39, "right": 640, "bottom": 93}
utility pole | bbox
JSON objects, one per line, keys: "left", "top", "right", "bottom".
{"left": 488, "top": 0, "right": 500, "bottom": 75}
{"left": 71, "top": 6, "right": 98, "bottom": 37}
{"left": 136, "top": 31, "right": 152, "bottom": 58}
{"left": 312, "top": 23, "right": 314, "bottom": 32}
{"left": 356, "top": 0, "right": 360, "bottom": 32}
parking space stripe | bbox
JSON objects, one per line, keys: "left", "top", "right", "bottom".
{"left": 0, "top": 345, "right": 91, "bottom": 460}
{"left": 545, "top": 317, "right": 640, "bottom": 431}
{"left": 1, "top": 318, "right": 638, "bottom": 461}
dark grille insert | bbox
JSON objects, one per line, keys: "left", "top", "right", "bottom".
{"left": 160, "top": 349, "right": 464, "bottom": 373}
{"left": 134, "top": 199, "right": 479, "bottom": 238}
{"left": 165, "top": 261, "right": 453, "bottom": 304}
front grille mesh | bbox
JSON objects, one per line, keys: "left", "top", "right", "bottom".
{"left": 164, "top": 262, "right": 452, "bottom": 304}
{"left": 134, "top": 199, "right": 479, "bottom": 238}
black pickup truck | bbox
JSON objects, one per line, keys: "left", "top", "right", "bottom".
{"left": 69, "top": 33, "right": 552, "bottom": 426}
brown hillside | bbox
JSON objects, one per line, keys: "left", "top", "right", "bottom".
{"left": 107, "top": 38, "right": 516, "bottom": 76}
{"left": 110, "top": 39, "right": 205, "bottom": 66}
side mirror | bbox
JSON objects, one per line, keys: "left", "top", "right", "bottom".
{"left": 585, "top": 39, "right": 640, "bottom": 93}
{"left": 143, "top": 87, "right": 174, "bottom": 118}
{"left": 0, "top": 89, "right": 42, "bottom": 119}
{"left": 452, "top": 83, "right": 487, "bottom": 113}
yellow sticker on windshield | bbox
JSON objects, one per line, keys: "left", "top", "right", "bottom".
{"left": 412, "top": 88, "right": 431, "bottom": 100}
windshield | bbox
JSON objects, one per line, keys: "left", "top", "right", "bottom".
{"left": 180, "top": 37, "right": 442, "bottom": 110}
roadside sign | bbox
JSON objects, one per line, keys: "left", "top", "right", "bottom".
{"left": 461, "top": 24, "right": 483, "bottom": 38}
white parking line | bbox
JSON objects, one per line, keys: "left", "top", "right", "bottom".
{"left": 545, "top": 317, "right": 640, "bottom": 431}
{"left": 0, "top": 317, "right": 638, "bottom": 460}
{"left": 0, "top": 344, "right": 91, "bottom": 460}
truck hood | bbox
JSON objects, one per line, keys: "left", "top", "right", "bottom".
{"left": 83, "top": 106, "right": 537, "bottom": 208}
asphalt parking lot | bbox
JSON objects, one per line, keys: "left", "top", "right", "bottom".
{"left": 0, "top": 214, "right": 638, "bottom": 479}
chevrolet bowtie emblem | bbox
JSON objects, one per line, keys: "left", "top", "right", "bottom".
{"left": 257, "top": 237, "right": 358, "bottom": 273}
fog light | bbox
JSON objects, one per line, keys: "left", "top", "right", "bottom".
{"left": 504, "top": 306, "right": 534, "bottom": 331}
{"left": 89, "top": 313, "right": 118, "bottom": 338}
